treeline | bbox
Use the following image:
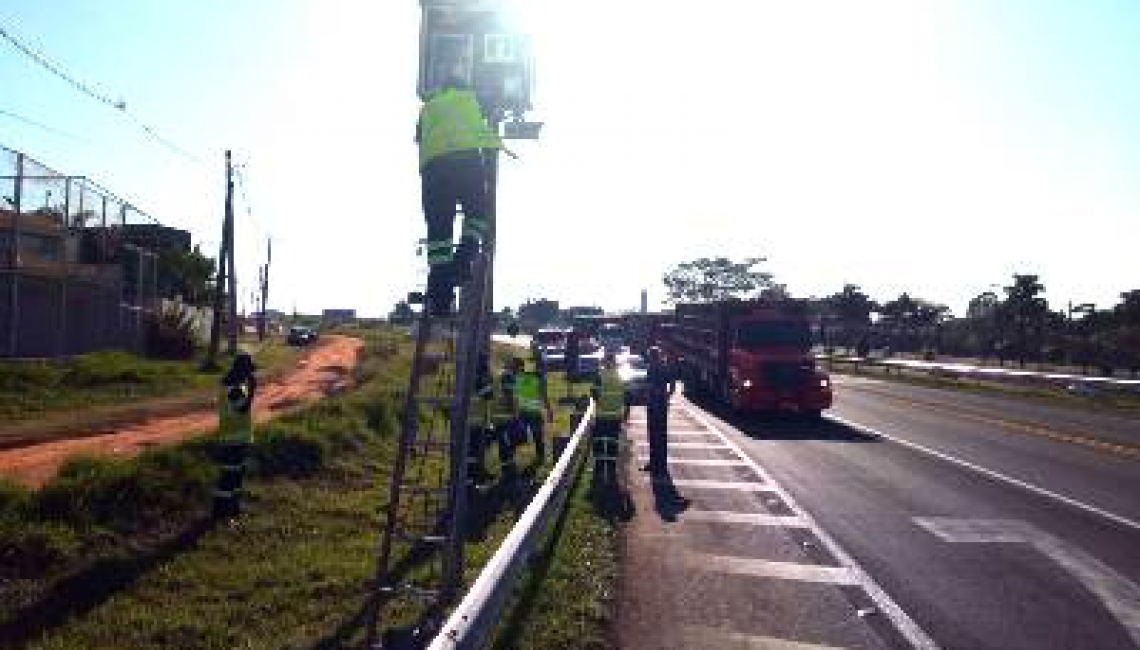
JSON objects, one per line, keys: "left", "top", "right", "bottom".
{"left": 813, "top": 274, "right": 1140, "bottom": 376}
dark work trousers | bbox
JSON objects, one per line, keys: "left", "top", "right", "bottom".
{"left": 592, "top": 418, "right": 622, "bottom": 482}
{"left": 420, "top": 150, "right": 492, "bottom": 295}
{"left": 519, "top": 411, "right": 546, "bottom": 464}
{"left": 647, "top": 400, "right": 669, "bottom": 474}
{"left": 495, "top": 420, "right": 524, "bottom": 481}
{"left": 213, "top": 441, "right": 250, "bottom": 519}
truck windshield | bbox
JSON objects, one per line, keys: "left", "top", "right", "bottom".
{"left": 736, "top": 321, "right": 810, "bottom": 349}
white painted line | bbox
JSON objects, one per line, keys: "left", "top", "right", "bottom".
{"left": 679, "top": 624, "right": 845, "bottom": 649}
{"left": 915, "top": 517, "right": 1140, "bottom": 645}
{"left": 685, "top": 551, "right": 856, "bottom": 585}
{"left": 636, "top": 457, "right": 749, "bottom": 467}
{"left": 683, "top": 510, "right": 809, "bottom": 528}
{"left": 634, "top": 441, "right": 727, "bottom": 450}
{"left": 828, "top": 414, "right": 1140, "bottom": 534}
{"left": 682, "top": 398, "right": 939, "bottom": 650}
{"left": 665, "top": 478, "right": 769, "bottom": 491}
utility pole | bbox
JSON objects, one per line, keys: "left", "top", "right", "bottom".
{"left": 225, "top": 156, "right": 238, "bottom": 356}
{"left": 204, "top": 150, "right": 234, "bottom": 370}
{"left": 258, "top": 238, "right": 271, "bottom": 340}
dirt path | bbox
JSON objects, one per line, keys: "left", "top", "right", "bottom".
{"left": 0, "top": 335, "right": 364, "bottom": 487}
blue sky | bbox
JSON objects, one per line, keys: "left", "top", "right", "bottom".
{"left": 2, "top": 0, "right": 1137, "bottom": 317}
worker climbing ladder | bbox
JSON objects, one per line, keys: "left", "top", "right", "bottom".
{"left": 366, "top": 3, "right": 541, "bottom": 646}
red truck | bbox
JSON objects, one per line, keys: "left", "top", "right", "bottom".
{"left": 670, "top": 299, "right": 832, "bottom": 416}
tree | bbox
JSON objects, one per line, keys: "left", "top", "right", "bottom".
{"left": 662, "top": 257, "right": 773, "bottom": 303}
{"left": 966, "top": 290, "right": 1002, "bottom": 361}
{"left": 1001, "top": 274, "right": 1048, "bottom": 367}
{"left": 388, "top": 300, "right": 415, "bottom": 325}
{"left": 157, "top": 245, "right": 216, "bottom": 306}
{"left": 518, "top": 298, "right": 560, "bottom": 331}
{"left": 821, "top": 284, "right": 877, "bottom": 351}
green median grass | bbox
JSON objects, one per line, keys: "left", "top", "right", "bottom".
{"left": 3, "top": 328, "right": 616, "bottom": 650}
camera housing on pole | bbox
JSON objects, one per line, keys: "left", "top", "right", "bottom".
{"left": 418, "top": 0, "right": 542, "bottom": 139}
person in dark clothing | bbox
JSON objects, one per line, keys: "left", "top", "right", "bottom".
{"left": 214, "top": 353, "right": 257, "bottom": 519}
{"left": 640, "top": 346, "right": 676, "bottom": 475}
{"left": 564, "top": 329, "right": 581, "bottom": 381}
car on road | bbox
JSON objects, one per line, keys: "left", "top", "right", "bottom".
{"left": 617, "top": 352, "right": 649, "bottom": 405}
{"left": 532, "top": 327, "right": 570, "bottom": 371}
{"left": 287, "top": 326, "right": 318, "bottom": 346}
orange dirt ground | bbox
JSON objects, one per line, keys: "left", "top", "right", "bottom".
{"left": 0, "top": 335, "right": 364, "bottom": 487}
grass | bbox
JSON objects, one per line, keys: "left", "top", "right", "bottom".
{"left": 0, "top": 339, "right": 302, "bottom": 427}
{"left": 825, "top": 358, "right": 1140, "bottom": 415}
{"left": 4, "top": 327, "right": 608, "bottom": 650}
{"left": 489, "top": 449, "right": 625, "bottom": 650}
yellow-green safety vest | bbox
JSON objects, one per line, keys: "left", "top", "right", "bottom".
{"left": 596, "top": 369, "right": 626, "bottom": 422}
{"left": 418, "top": 88, "right": 502, "bottom": 169}
{"left": 516, "top": 372, "right": 544, "bottom": 415}
{"left": 218, "top": 387, "right": 253, "bottom": 444}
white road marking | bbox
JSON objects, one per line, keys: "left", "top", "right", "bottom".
{"left": 683, "top": 510, "right": 809, "bottom": 528}
{"left": 679, "top": 626, "right": 845, "bottom": 650}
{"left": 915, "top": 517, "right": 1140, "bottom": 645}
{"left": 637, "top": 457, "right": 749, "bottom": 467}
{"left": 665, "top": 478, "right": 770, "bottom": 491}
{"left": 685, "top": 551, "right": 856, "bottom": 585}
{"left": 682, "top": 399, "right": 940, "bottom": 650}
{"left": 634, "top": 441, "right": 728, "bottom": 450}
{"left": 829, "top": 414, "right": 1140, "bottom": 534}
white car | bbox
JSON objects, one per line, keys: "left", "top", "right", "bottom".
{"left": 616, "top": 353, "right": 649, "bottom": 405}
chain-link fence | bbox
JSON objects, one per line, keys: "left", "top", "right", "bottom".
{"left": 1, "top": 143, "right": 163, "bottom": 358}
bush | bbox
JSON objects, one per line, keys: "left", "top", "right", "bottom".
{"left": 33, "top": 450, "right": 212, "bottom": 532}
{"left": 0, "top": 516, "right": 81, "bottom": 578}
{"left": 145, "top": 303, "right": 199, "bottom": 360}
{"left": 0, "top": 478, "right": 31, "bottom": 518}
{"left": 250, "top": 425, "right": 328, "bottom": 478}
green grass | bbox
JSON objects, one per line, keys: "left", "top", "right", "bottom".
{"left": 490, "top": 453, "right": 623, "bottom": 650}
{"left": 5, "top": 328, "right": 602, "bottom": 650}
{"left": 0, "top": 340, "right": 301, "bottom": 426}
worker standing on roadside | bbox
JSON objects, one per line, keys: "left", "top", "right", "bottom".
{"left": 492, "top": 356, "right": 522, "bottom": 482}
{"left": 416, "top": 72, "right": 504, "bottom": 317}
{"left": 516, "top": 352, "right": 554, "bottom": 465}
{"left": 641, "top": 346, "right": 676, "bottom": 475}
{"left": 591, "top": 352, "right": 626, "bottom": 481}
{"left": 214, "top": 353, "right": 257, "bottom": 519}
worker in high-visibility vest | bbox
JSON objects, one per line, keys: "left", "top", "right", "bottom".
{"left": 492, "top": 356, "right": 523, "bottom": 481}
{"left": 516, "top": 352, "right": 553, "bottom": 465}
{"left": 591, "top": 352, "right": 626, "bottom": 481}
{"left": 416, "top": 72, "right": 504, "bottom": 317}
{"left": 466, "top": 354, "right": 495, "bottom": 489}
{"left": 214, "top": 353, "right": 256, "bottom": 519}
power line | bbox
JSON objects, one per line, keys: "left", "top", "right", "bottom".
{"left": 0, "top": 106, "right": 88, "bottom": 143}
{"left": 0, "top": 18, "right": 203, "bottom": 164}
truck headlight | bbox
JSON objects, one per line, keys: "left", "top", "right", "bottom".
{"left": 819, "top": 377, "right": 830, "bottom": 388}
{"left": 742, "top": 379, "right": 753, "bottom": 388}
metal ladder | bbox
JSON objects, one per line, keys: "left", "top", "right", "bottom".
{"left": 366, "top": 242, "right": 491, "bottom": 647}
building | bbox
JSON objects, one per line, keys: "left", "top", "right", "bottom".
{"left": 322, "top": 309, "right": 357, "bottom": 327}
{"left": 1, "top": 144, "right": 171, "bottom": 358}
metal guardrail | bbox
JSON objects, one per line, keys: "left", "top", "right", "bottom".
{"left": 821, "top": 354, "right": 1140, "bottom": 391}
{"left": 427, "top": 398, "right": 596, "bottom": 650}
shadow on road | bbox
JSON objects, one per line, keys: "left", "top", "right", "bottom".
{"left": 684, "top": 390, "right": 880, "bottom": 444}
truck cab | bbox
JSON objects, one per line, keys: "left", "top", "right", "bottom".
{"left": 728, "top": 315, "right": 832, "bottom": 415}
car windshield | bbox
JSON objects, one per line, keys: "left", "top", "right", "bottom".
{"left": 737, "top": 321, "right": 811, "bottom": 349}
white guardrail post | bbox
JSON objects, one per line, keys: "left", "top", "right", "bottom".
{"left": 427, "top": 398, "right": 597, "bottom": 650}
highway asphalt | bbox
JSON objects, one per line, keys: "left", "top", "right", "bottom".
{"left": 619, "top": 373, "right": 1140, "bottom": 649}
